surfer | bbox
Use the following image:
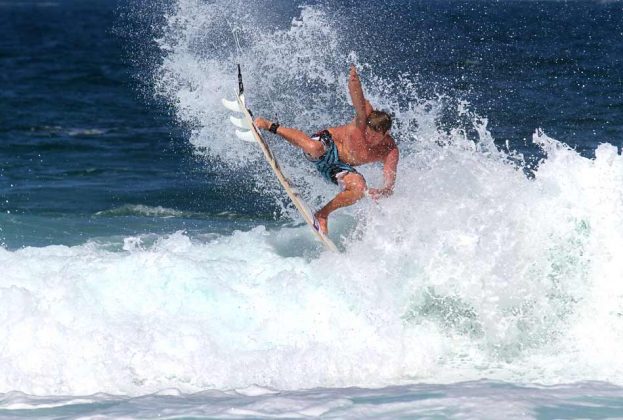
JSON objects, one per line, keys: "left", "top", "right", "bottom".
{"left": 255, "top": 65, "right": 399, "bottom": 234}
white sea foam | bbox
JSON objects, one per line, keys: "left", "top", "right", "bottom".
{"left": 1, "top": 132, "right": 622, "bottom": 395}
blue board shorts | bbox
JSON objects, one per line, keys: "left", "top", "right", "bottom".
{"left": 306, "top": 130, "right": 358, "bottom": 185}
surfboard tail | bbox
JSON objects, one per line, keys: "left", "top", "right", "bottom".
{"left": 223, "top": 95, "right": 257, "bottom": 142}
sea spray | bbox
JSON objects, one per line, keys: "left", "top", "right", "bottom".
{"left": 153, "top": 0, "right": 623, "bottom": 389}
{"left": 2, "top": 121, "right": 622, "bottom": 395}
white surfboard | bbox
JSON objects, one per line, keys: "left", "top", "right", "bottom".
{"left": 222, "top": 66, "right": 338, "bottom": 252}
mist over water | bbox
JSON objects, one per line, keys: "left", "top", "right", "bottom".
{"left": 1, "top": 0, "right": 623, "bottom": 411}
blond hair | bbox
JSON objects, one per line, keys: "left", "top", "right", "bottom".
{"left": 366, "top": 110, "right": 392, "bottom": 134}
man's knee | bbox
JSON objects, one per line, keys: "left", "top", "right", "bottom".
{"left": 306, "top": 138, "right": 326, "bottom": 159}
{"left": 341, "top": 172, "right": 366, "bottom": 199}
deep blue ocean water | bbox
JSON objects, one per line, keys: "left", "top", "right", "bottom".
{"left": 1, "top": 0, "right": 623, "bottom": 418}
{"left": 0, "top": 0, "right": 278, "bottom": 249}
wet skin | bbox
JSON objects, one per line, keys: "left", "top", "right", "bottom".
{"left": 255, "top": 65, "right": 399, "bottom": 234}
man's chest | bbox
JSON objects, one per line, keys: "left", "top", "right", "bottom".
{"left": 339, "top": 135, "right": 386, "bottom": 165}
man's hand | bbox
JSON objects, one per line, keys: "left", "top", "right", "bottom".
{"left": 367, "top": 187, "right": 393, "bottom": 201}
{"left": 254, "top": 117, "right": 271, "bottom": 131}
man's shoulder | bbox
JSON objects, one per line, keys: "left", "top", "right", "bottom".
{"left": 382, "top": 134, "right": 398, "bottom": 152}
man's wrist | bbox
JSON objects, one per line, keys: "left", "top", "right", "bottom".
{"left": 269, "top": 122, "right": 280, "bottom": 134}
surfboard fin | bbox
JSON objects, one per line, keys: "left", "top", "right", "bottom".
{"left": 229, "top": 116, "right": 251, "bottom": 129}
{"left": 224, "top": 93, "right": 255, "bottom": 142}
{"left": 222, "top": 97, "right": 243, "bottom": 113}
{"left": 235, "top": 129, "right": 256, "bottom": 143}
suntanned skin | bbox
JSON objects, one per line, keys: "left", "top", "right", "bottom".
{"left": 255, "top": 65, "right": 399, "bottom": 234}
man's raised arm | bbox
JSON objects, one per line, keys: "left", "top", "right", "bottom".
{"left": 348, "top": 65, "right": 368, "bottom": 130}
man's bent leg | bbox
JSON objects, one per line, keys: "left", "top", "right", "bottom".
{"left": 315, "top": 172, "right": 366, "bottom": 234}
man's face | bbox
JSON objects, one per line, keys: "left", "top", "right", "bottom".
{"left": 365, "top": 125, "right": 386, "bottom": 144}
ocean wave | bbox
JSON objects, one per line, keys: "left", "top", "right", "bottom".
{"left": 93, "top": 204, "right": 242, "bottom": 220}
{"left": 66, "top": 128, "right": 108, "bottom": 137}
{"left": 2, "top": 381, "right": 623, "bottom": 418}
{"left": 1, "top": 132, "right": 622, "bottom": 395}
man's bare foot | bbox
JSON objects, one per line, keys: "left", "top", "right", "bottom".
{"left": 314, "top": 212, "right": 328, "bottom": 234}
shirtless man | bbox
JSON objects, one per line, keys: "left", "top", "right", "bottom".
{"left": 255, "top": 65, "right": 399, "bottom": 234}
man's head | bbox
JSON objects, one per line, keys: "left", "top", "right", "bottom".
{"left": 365, "top": 110, "right": 392, "bottom": 142}
{"left": 367, "top": 110, "right": 392, "bottom": 133}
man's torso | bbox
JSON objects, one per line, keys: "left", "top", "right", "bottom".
{"left": 327, "top": 124, "right": 395, "bottom": 166}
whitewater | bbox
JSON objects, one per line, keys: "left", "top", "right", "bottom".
{"left": 1, "top": 0, "right": 622, "bottom": 418}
